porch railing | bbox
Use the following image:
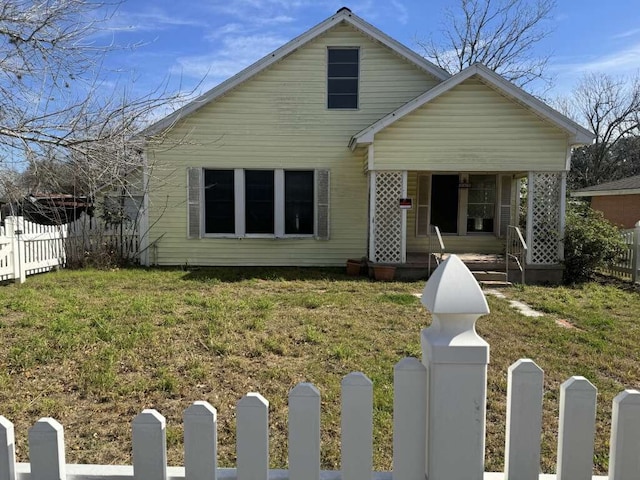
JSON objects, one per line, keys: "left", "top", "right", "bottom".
{"left": 506, "top": 225, "right": 527, "bottom": 285}
{"left": 428, "top": 224, "right": 445, "bottom": 277}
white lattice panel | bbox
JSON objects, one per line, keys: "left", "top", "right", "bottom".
{"left": 373, "top": 171, "right": 403, "bottom": 263}
{"left": 530, "top": 173, "right": 562, "bottom": 264}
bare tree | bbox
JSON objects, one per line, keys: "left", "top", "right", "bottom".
{"left": 0, "top": 0, "right": 188, "bottom": 194}
{"left": 419, "top": 0, "right": 556, "bottom": 89}
{"left": 564, "top": 72, "right": 640, "bottom": 189}
{"left": 0, "top": 0, "right": 195, "bottom": 266}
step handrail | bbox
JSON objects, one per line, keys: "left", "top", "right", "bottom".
{"left": 428, "top": 224, "right": 445, "bottom": 277}
{"left": 506, "top": 225, "right": 527, "bottom": 285}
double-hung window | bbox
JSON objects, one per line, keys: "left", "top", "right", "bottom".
{"left": 189, "top": 168, "right": 328, "bottom": 238}
{"left": 327, "top": 48, "right": 359, "bottom": 109}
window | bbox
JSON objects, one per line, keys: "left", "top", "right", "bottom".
{"left": 198, "top": 169, "right": 324, "bottom": 238}
{"left": 285, "top": 171, "right": 314, "bottom": 234}
{"left": 327, "top": 48, "right": 359, "bottom": 109}
{"left": 204, "top": 170, "right": 234, "bottom": 234}
{"left": 245, "top": 170, "right": 274, "bottom": 234}
{"left": 467, "top": 175, "right": 496, "bottom": 233}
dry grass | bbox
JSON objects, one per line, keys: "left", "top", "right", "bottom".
{"left": 0, "top": 267, "right": 638, "bottom": 474}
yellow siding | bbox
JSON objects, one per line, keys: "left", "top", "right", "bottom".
{"left": 373, "top": 78, "right": 569, "bottom": 172}
{"left": 147, "top": 22, "right": 440, "bottom": 266}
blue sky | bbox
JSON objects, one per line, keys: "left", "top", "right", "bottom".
{"left": 99, "top": 0, "right": 640, "bottom": 104}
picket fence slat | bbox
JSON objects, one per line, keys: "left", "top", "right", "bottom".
{"left": 237, "top": 393, "right": 269, "bottom": 480}
{"left": 608, "top": 390, "right": 640, "bottom": 480}
{"left": 289, "top": 383, "right": 321, "bottom": 480}
{"left": 0, "top": 417, "right": 15, "bottom": 480}
{"left": 132, "top": 410, "right": 167, "bottom": 480}
{"left": 505, "top": 359, "right": 544, "bottom": 480}
{"left": 557, "top": 377, "right": 597, "bottom": 480}
{"left": 341, "top": 373, "right": 373, "bottom": 480}
{"left": 184, "top": 401, "right": 217, "bottom": 480}
{"left": 28, "top": 418, "right": 65, "bottom": 480}
{"left": 392, "top": 358, "right": 426, "bottom": 480}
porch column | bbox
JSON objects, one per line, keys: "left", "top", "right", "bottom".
{"left": 368, "top": 171, "right": 406, "bottom": 264}
{"left": 526, "top": 172, "right": 564, "bottom": 265}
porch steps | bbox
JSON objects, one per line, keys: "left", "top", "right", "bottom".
{"left": 472, "top": 270, "right": 511, "bottom": 288}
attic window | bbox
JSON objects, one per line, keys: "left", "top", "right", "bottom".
{"left": 327, "top": 48, "right": 359, "bottom": 109}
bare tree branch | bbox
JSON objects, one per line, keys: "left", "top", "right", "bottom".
{"left": 419, "top": 0, "right": 556, "bottom": 90}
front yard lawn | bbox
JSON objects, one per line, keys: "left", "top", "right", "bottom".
{"left": 0, "top": 268, "right": 639, "bottom": 475}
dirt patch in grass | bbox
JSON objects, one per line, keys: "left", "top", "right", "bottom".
{"left": 0, "top": 268, "right": 638, "bottom": 474}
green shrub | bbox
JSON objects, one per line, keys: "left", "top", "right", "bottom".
{"left": 563, "top": 203, "right": 625, "bottom": 284}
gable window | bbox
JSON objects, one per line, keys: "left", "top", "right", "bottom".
{"left": 327, "top": 48, "right": 359, "bottom": 109}
{"left": 194, "top": 168, "right": 328, "bottom": 238}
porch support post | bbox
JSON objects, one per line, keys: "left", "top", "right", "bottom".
{"left": 527, "top": 172, "right": 563, "bottom": 265}
{"left": 559, "top": 171, "right": 567, "bottom": 261}
{"left": 368, "top": 171, "right": 376, "bottom": 263}
{"left": 526, "top": 173, "right": 533, "bottom": 265}
{"left": 401, "top": 171, "right": 407, "bottom": 263}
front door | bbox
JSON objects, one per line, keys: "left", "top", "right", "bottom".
{"left": 431, "top": 174, "right": 459, "bottom": 233}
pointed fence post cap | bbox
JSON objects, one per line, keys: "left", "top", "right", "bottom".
{"left": 133, "top": 409, "right": 166, "bottom": 427}
{"left": 421, "top": 255, "right": 489, "bottom": 315}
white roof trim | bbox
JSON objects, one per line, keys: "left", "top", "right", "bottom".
{"left": 349, "top": 63, "right": 595, "bottom": 150}
{"left": 141, "top": 9, "right": 450, "bottom": 137}
{"left": 572, "top": 189, "right": 640, "bottom": 197}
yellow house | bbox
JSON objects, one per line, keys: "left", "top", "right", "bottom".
{"left": 139, "top": 7, "right": 593, "bottom": 282}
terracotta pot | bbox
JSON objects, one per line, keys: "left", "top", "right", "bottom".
{"left": 373, "top": 265, "right": 396, "bottom": 281}
{"left": 346, "top": 259, "right": 362, "bottom": 276}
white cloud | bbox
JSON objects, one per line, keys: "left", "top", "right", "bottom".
{"left": 612, "top": 28, "right": 640, "bottom": 40}
{"left": 105, "top": 8, "right": 206, "bottom": 33}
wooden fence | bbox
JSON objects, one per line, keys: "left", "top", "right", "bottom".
{"left": 1, "top": 255, "right": 638, "bottom": 480}
{"left": 0, "top": 215, "right": 139, "bottom": 283}
{"left": 602, "top": 222, "right": 640, "bottom": 283}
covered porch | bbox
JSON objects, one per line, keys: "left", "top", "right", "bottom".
{"left": 348, "top": 64, "right": 593, "bottom": 283}
{"left": 366, "top": 169, "right": 566, "bottom": 283}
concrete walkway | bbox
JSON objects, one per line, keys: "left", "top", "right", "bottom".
{"left": 484, "top": 289, "right": 544, "bottom": 317}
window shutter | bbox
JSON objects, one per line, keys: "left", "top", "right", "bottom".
{"left": 315, "top": 169, "right": 330, "bottom": 240}
{"left": 187, "top": 168, "right": 202, "bottom": 239}
{"left": 416, "top": 174, "right": 431, "bottom": 236}
{"left": 499, "top": 175, "right": 512, "bottom": 238}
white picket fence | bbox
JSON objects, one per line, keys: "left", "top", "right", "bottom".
{"left": 0, "top": 215, "right": 139, "bottom": 283}
{"left": 0, "top": 255, "right": 638, "bottom": 480}
{"left": 603, "top": 222, "right": 640, "bottom": 282}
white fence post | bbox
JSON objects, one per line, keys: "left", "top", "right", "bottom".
{"left": 420, "top": 255, "right": 490, "bottom": 480}
{"left": 237, "top": 393, "right": 269, "bottom": 480}
{"left": 557, "top": 376, "right": 597, "bottom": 480}
{"left": 5, "top": 217, "right": 24, "bottom": 284}
{"left": 341, "top": 372, "right": 373, "bottom": 480}
{"left": 28, "top": 418, "right": 65, "bottom": 480}
{"left": 608, "top": 389, "right": 640, "bottom": 480}
{"left": 504, "top": 359, "right": 544, "bottom": 480}
{"left": 393, "top": 357, "right": 426, "bottom": 480}
{"left": 0, "top": 416, "right": 16, "bottom": 480}
{"left": 132, "top": 409, "right": 167, "bottom": 480}
{"left": 289, "top": 383, "right": 321, "bottom": 480}
{"left": 184, "top": 401, "right": 217, "bottom": 480}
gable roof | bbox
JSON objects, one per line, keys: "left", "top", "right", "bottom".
{"left": 349, "top": 63, "right": 595, "bottom": 149}
{"left": 572, "top": 175, "right": 640, "bottom": 197}
{"left": 141, "top": 8, "right": 450, "bottom": 138}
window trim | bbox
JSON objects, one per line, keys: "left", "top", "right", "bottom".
{"left": 202, "top": 168, "right": 317, "bottom": 239}
{"left": 327, "top": 46, "right": 360, "bottom": 110}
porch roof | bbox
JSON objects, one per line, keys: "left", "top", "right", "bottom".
{"left": 349, "top": 64, "right": 594, "bottom": 150}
